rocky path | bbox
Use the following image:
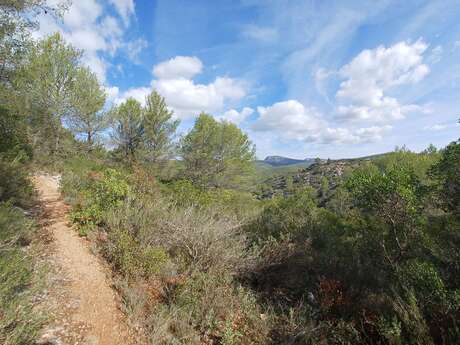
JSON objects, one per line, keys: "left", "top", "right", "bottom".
{"left": 34, "top": 174, "right": 136, "bottom": 345}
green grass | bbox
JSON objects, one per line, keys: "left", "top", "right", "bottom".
{"left": 0, "top": 203, "right": 46, "bottom": 345}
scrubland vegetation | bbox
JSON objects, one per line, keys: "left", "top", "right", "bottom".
{"left": 1, "top": 1, "right": 460, "bottom": 344}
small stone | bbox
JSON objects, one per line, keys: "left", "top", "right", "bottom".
{"left": 36, "top": 332, "right": 63, "bottom": 345}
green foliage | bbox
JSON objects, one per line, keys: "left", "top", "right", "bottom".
{"left": 104, "top": 227, "right": 169, "bottom": 278}
{"left": 164, "top": 179, "right": 259, "bottom": 219}
{"left": 347, "top": 165, "right": 423, "bottom": 218}
{"left": 247, "top": 150, "right": 460, "bottom": 345}
{"left": 398, "top": 260, "right": 450, "bottom": 311}
{"left": 0, "top": 203, "right": 45, "bottom": 345}
{"left": 142, "top": 90, "right": 180, "bottom": 163}
{"left": 15, "top": 32, "right": 82, "bottom": 156}
{"left": 110, "top": 98, "right": 144, "bottom": 160}
{"left": 374, "top": 149, "right": 440, "bottom": 183}
{"left": 430, "top": 140, "right": 460, "bottom": 213}
{"left": 69, "top": 168, "right": 129, "bottom": 234}
{"left": 0, "top": 105, "right": 32, "bottom": 161}
{"left": 68, "top": 67, "right": 107, "bottom": 146}
{"left": 181, "top": 113, "right": 256, "bottom": 188}
{"left": 246, "top": 187, "right": 318, "bottom": 242}
{"left": 61, "top": 163, "right": 271, "bottom": 344}
{"left": 0, "top": 158, "right": 34, "bottom": 207}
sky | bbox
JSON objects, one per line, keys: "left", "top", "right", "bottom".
{"left": 34, "top": 0, "right": 460, "bottom": 159}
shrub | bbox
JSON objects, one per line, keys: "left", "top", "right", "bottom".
{"left": 245, "top": 187, "right": 318, "bottom": 243}
{"left": 164, "top": 179, "right": 260, "bottom": 220}
{"left": 102, "top": 226, "right": 169, "bottom": 279}
{"left": 69, "top": 168, "right": 129, "bottom": 234}
{"left": 105, "top": 193, "right": 248, "bottom": 276}
{"left": 0, "top": 158, "right": 34, "bottom": 207}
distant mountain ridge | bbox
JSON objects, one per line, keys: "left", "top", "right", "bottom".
{"left": 260, "top": 155, "right": 316, "bottom": 167}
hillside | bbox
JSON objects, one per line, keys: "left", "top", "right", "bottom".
{"left": 254, "top": 156, "right": 320, "bottom": 180}
{"left": 256, "top": 159, "right": 356, "bottom": 199}
{"left": 258, "top": 155, "right": 317, "bottom": 166}
{"left": 255, "top": 153, "right": 396, "bottom": 199}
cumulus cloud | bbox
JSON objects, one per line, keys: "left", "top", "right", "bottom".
{"left": 252, "top": 100, "right": 324, "bottom": 141}
{"left": 336, "top": 40, "right": 430, "bottom": 122}
{"left": 217, "top": 107, "right": 254, "bottom": 124}
{"left": 252, "top": 99, "right": 392, "bottom": 144}
{"left": 150, "top": 56, "right": 246, "bottom": 118}
{"left": 153, "top": 56, "right": 203, "bottom": 80}
{"left": 63, "top": 0, "right": 103, "bottom": 29}
{"left": 115, "top": 87, "right": 151, "bottom": 105}
{"left": 113, "top": 56, "right": 247, "bottom": 119}
{"left": 152, "top": 76, "right": 246, "bottom": 118}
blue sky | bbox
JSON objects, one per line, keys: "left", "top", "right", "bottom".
{"left": 36, "top": 0, "right": 460, "bottom": 159}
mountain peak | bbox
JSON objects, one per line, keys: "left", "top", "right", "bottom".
{"left": 263, "top": 155, "right": 305, "bottom": 166}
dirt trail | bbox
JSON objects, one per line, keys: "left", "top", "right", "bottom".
{"left": 34, "top": 174, "right": 135, "bottom": 345}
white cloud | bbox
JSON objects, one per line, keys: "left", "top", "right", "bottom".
{"left": 243, "top": 25, "right": 278, "bottom": 42}
{"left": 81, "top": 53, "right": 108, "bottom": 82}
{"left": 153, "top": 56, "right": 203, "bottom": 80}
{"left": 99, "top": 16, "right": 123, "bottom": 55}
{"left": 126, "top": 38, "right": 148, "bottom": 63}
{"left": 117, "top": 87, "right": 151, "bottom": 105}
{"left": 319, "top": 125, "right": 392, "bottom": 144}
{"left": 315, "top": 67, "right": 335, "bottom": 83}
{"left": 150, "top": 57, "right": 246, "bottom": 118}
{"left": 63, "top": 0, "right": 103, "bottom": 29}
{"left": 105, "top": 86, "right": 120, "bottom": 103}
{"left": 65, "top": 29, "right": 107, "bottom": 52}
{"left": 252, "top": 99, "right": 393, "bottom": 144}
{"left": 217, "top": 107, "right": 254, "bottom": 124}
{"left": 336, "top": 40, "right": 430, "bottom": 122}
{"left": 33, "top": 0, "right": 143, "bottom": 82}
{"left": 112, "top": 56, "right": 247, "bottom": 119}
{"left": 108, "top": 0, "right": 135, "bottom": 26}
{"left": 152, "top": 76, "right": 246, "bottom": 118}
{"left": 252, "top": 100, "right": 325, "bottom": 141}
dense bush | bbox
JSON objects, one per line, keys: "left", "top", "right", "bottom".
{"left": 61, "top": 164, "right": 271, "bottom": 344}
{"left": 245, "top": 149, "right": 460, "bottom": 345}
{"left": 60, "top": 145, "right": 460, "bottom": 345}
{"left": 68, "top": 168, "right": 129, "bottom": 235}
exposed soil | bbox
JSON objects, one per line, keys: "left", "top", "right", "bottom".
{"left": 33, "top": 174, "right": 138, "bottom": 345}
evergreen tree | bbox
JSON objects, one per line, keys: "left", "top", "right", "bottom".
{"left": 68, "top": 67, "right": 107, "bottom": 146}
{"left": 15, "top": 33, "right": 81, "bottom": 155}
{"left": 181, "top": 113, "right": 255, "bottom": 188}
{"left": 110, "top": 98, "right": 144, "bottom": 160}
{"left": 142, "top": 90, "right": 179, "bottom": 163}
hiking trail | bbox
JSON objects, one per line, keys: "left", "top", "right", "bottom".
{"left": 34, "top": 174, "right": 138, "bottom": 345}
